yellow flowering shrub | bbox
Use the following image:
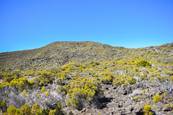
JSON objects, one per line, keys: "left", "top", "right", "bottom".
{"left": 113, "top": 75, "right": 136, "bottom": 86}
{"left": 65, "top": 76, "right": 99, "bottom": 109}
{"left": 152, "top": 93, "right": 162, "bottom": 103}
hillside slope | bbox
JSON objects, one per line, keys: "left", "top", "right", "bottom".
{"left": 0, "top": 41, "right": 129, "bottom": 70}
{"left": 0, "top": 42, "right": 173, "bottom": 70}
{"left": 0, "top": 42, "right": 173, "bottom": 115}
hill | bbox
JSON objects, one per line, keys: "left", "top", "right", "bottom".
{"left": 0, "top": 42, "right": 173, "bottom": 70}
{"left": 0, "top": 41, "right": 128, "bottom": 70}
{"left": 0, "top": 41, "right": 173, "bottom": 115}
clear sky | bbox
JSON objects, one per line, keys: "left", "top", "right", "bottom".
{"left": 0, "top": 0, "right": 173, "bottom": 52}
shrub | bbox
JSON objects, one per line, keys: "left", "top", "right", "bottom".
{"left": 23, "top": 70, "right": 35, "bottom": 76}
{"left": 0, "top": 82, "right": 9, "bottom": 90}
{"left": 57, "top": 72, "right": 66, "bottom": 80}
{"left": 38, "top": 76, "right": 52, "bottom": 86}
{"left": 34, "top": 70, "right": 55, "bottom": 86}
{"left": 31, "top": 103, "right": 42, "bottom": 115}
{"left": 143, "top": 104, "right": 154, "bottom": 115}
{"left": 143, "top": 104, "right": 151, "bottom": 112}
{"left": 65, "top": 76, "right": 99, "bottom": 109}
{"left": 7, "top": 105, "right": 19, "bottom": 115}
{"left": 100, "top": 71, "right": 113, "bottom": 84}
{"left": 61, "top": 62, "right": 74, "bottom": 72}
{"left": 20, "top": 104, "right": 31, "bottom": 115}
{"left": 0, "top": 71, "right": 14, "bottom": 82}
{"left": 136, "top": 60, "right": 151, "bottom": 67}
{"left": 9, "top": 77, "right": 28, "bottom": 90}
{"left": 0, "top": 101, "right": 7, "bottom": 112}
{"left": 21, "top": 90, "right": 28, "bottom": 97}
{"left": 41, "top": 86, "right": 46, "bottom": 93}
{"left": 27, "top": 79, "right": 34, "bottom": 86}
{"left": 49, "top": 109, "right": 56, "bottom": 115}
{"left": 37, "top": 70, "right": 53, "bottom": 77}
{"left": 113, "top": 75, "right": 136, "bottom": 86}
{"left": 152, "top": 94, "right": 162, "bottom": 103}
{"left": 45, "top": 91, "right": 49, "bottom": 97}
{"left": 0, "top": 101, "right": 6, "bottom": 107}
{"left": 16, "top": 109, "right": 22, "bottom": 115}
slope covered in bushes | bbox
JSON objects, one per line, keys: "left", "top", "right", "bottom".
{"left": 0, "top": 42, "right": 173, "bottom": 114}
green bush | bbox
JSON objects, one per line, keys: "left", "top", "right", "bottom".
{"left": 9, "top": 77, "right": 28, "bottom": 90}
{"left": 0, "top": 82, "right": 9, "bottom": 89}
{"left": 20, "top": 104, "right": 31, "bottom": 115}
{"left": 56, "top": 72, "right": 66, "bottom": 81}
{"left": 49, "top": 109, "right": 56, "bottom": 115}
{"left": 38, "top": 76, "right": 53, "bottom": 86}
{"left": 100, "top": 71, "right": 113, "bottom": 84}
{"left": 41, "top": 86, "right": 46, "bottom": 93}
{"left": 31, "top": 103, "right": 42, "bottom": 115}
{"left": 0, "top": 101, "right": 6, "bottom": 111}
{"left": 143, "top": 104, "right": 153, "bottom": 115}
{"left": 0, "top": 101, "right": 6, "bottom": 107}
{"left": 113, "top": 75, "right": 136, "bottom": 86}
{"left": 45, "top": 91, "right": 49, "bottom": 97}
{"left": 143, "top": 104, "right": 151, "bottom": 112}
{"left": 152, "top": 94, "right": 162, "bottom": 103}
{"left": 136, "top": 60, "right": 151, "bottom": 67}
{"left": 37, "top": 70, "right": 53, "bottom": 77}
{"left": 65, "top": 76, "right": 99, "bottom": 109}
{"left": 23, "top": 70, "right": 35, "bottom": 76}
{"left": 0, "top": 71, "right": 15, "bottom": 82}
{"left": 7, "top": 105, "right": 20, "bottom": 115}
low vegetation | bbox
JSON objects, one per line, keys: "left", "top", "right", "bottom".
{"left": 65, "top": 76, "right": 99, "bottom": 109}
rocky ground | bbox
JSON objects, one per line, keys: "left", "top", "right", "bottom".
{"left": 64, "top": 80, "right": 173, "bottom": 115}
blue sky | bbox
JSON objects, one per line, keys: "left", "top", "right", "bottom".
{"left": 0, "top": 0, "right": 173, "bottom": 52}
